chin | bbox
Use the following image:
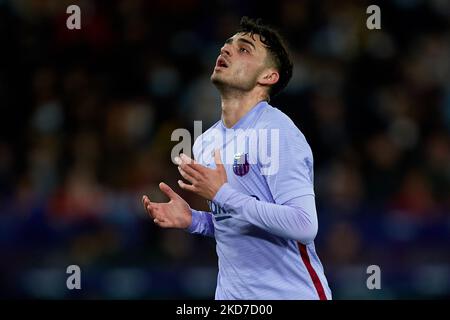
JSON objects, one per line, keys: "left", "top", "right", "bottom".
{"left": 211, "top": 73, "right": 226, "bottom": 86}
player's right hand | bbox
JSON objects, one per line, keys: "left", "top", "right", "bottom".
{"left": 142, "top": 182, "right": 192, "bottom": 229}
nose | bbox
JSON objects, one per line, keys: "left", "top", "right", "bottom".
{"left": 220, "top": 44, "right": 231, "bottom": 57}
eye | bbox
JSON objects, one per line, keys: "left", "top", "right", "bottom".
{"left": 239, "top": 47, "right": 249, "bottom": 53}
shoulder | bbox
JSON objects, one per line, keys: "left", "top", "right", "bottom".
{"left": 259, "top": 103, "right": 303, "bottom": 133}
{"left": 258, "top": 103, "right": 310, "bottom": 148}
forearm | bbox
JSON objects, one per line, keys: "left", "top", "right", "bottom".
{"left": 185, "top": 209, "right": 215, "bottom": 238}
{"left": 213, "top": 183, "right": 318, "bottom": 244}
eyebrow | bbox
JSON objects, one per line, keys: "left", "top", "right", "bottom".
{"left": 225, "top": 37, "right": 256, "bottom": 50}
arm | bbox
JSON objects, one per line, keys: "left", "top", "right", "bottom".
{"left": 176, "top": 123, "right": 318, "bottom": 243}
{"left": 185, "top": 209, "right": 215, "bottom": 238}
{"left": 213, "top": 183, "right": 317, "bottom": 244}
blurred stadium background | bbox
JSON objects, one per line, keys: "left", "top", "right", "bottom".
{"left": 0, "top": 0, "right": 449, "bottom": 299}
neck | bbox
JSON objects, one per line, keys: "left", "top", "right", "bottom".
{"left": 220, "top": 90, "right": 267, "bottom": 128}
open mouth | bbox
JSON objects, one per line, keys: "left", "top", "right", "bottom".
{"left": 216, "top": 57, "right": 229, "bottom": 68}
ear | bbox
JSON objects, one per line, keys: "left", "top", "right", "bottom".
{"left": 258, "top": 69, "right": 279, "bottom": 87}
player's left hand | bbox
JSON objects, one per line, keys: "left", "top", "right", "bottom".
{"left": 175, "top": 149, "right": 227, "bottom": 201}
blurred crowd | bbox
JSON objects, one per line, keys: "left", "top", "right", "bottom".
{"left": 0, "top": 0, "right": 449, "bottom": 298}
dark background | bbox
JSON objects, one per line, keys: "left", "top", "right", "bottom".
{"left": 0, "top": 0, "right": 449, "bottom": 299}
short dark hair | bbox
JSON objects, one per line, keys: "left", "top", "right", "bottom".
{"left": 237, "top": 16, "right": 293, "bottom": 99}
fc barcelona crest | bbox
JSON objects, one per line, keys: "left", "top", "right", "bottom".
{"left": 233, "top": 153, "right": 250, "bottom": 177}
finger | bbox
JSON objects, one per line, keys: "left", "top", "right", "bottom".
{"left": 178, "top": 179, "right": 196, "bottom": 192}
{"left": 180, "top": 153, "right": 207, "bottom": 175}
{"left": 178, "top": 166, "right": 196, "bottom": 183}
{"left": 142, "top": 195, "right": 155, "bottom": 215}
{"left": 179, "top": 162, "right": 202, "bottom": 180}
{"left": 144, "top": 197, "right": 156, "bottom": 210}
{"left": 180, "top": 153, "right": 197, "bottom": 165}
{"left": 153, "top": 214, "right": 166, "bottom": 223}
{"left": 156, "top": 219, "right": 171, "bottom": 228}
{"left": 214, "top": 149, "right": 224, "bottom": 168}
{"left": 143, "top": 195, "right": 153, "bottom": 207}
{"left": 146, "top": 203, "right": 157, "bottom": 219}
{"left": 159, "top": 182, "right": 180, "bottom": 201}
{"left": 174, "top": 156, "right": 182, "bottom": 166}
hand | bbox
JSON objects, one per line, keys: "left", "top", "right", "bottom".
{"left": 175, "top": 149, "right": 227, "bottom": 201}
{"left": 142, "top": 182, "right": 192, "bottom": 229}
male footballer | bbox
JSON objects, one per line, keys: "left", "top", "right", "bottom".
{"left": 142, "top": 17, "right": 332, "bottom": 300}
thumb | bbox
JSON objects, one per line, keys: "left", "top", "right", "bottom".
{"left": 214, "top": 149, "right": 223, "bottom": 167}
{"left": 159, "top": 182, "right": 179, "bottom": 201}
